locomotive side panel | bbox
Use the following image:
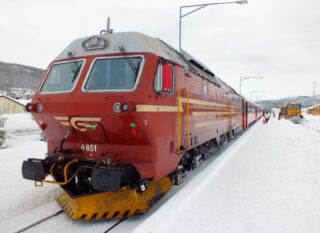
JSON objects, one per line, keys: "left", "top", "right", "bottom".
{"left": 175, "top": 68, "right": 242, "bottom": 151}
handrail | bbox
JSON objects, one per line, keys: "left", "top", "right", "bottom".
{"left": 186, "top": 88, "right": 190, "bottom": 148}
{"left": 177, "top": 88, "right": 181, "bottom": 153}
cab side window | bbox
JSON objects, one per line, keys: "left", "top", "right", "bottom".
{"left": 154, "top": 61, "right": 174, "bottom": 95}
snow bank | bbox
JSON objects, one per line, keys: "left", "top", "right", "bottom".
{"left": 132, "top": 117, "right": 320, "bottom": 233}
{"left": 2, "top": 113, "right": 39, "bottom": 132}
{"left": 1, "top": 113, "right": 40, "bottom": 144}
{"left": 0, "top": 134, "right": 62, "bottom": 222}
{"left": 0, "top": 113, "right": 59, "bottom": 224}
{"left": 303, "top": 114, "right": 320, "bottom": 132}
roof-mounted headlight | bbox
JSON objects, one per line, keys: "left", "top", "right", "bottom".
{"left": 82, "top": 36, "right": 108, "bottom": 51}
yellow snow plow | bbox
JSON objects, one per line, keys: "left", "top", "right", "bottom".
{"left": 57, "top": 176, "right": 172, "bottom": 220}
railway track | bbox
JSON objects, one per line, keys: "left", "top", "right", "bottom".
{"left": 14, "top": 210, "right": 63, "bottom": 233}
{"left": 300, "top": 123, "right": 320, "bottom": 134}
{"left": 103, "top": 218, "right": 127, "bottom": 233}
{"left": 0, "top": 201, "right": 62, "bottom": 233}
{"left": 13, "top": 213, "right": 126, "bottom": 233}
{"left": 8, "top": 208, "right": 126, "bottom": 233}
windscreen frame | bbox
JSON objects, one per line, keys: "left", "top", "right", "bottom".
{"left": 81, "top": 55, "right": 145, "bottom": 93}
{"left": 38, "top": 59, "right": 86, "bottom": 95}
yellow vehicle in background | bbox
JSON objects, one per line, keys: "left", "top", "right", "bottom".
{"left": 281, "top": 103, "right": 303, "bottom": 123}
{"left": 286, "top": 103, "right": 302, "bottom": 118}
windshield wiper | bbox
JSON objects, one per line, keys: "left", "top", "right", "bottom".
{"left": 71, "top": 64, "right": 81, "bottom": 83}
{"left": 118, "top": 46, "right": 140, "bottom": 76}
{"left": 68, "top": 52, "right": 82, "bottom": 83}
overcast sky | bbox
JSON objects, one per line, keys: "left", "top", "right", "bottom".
{"left": 1, "top": 0, "right": 319, "bottom": 100}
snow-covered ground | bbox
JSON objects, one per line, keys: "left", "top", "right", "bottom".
{"left": 1, "top": 113, "right": 320, "bottom": 233}
{"left": 1, "top": 113, "right": 40, "bottom": 139}
{"left": 133, "top": 116, "right": 320, "bottom": 233}
{"left": 302, "top": 114, "right": 320, "bottom": 132}
{"left": 0, "top": 114, "right": 61, "bottom": 227}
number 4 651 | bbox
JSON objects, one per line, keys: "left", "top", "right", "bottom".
{"left": 81, "top": 144, "right": 97, "bottom": 152}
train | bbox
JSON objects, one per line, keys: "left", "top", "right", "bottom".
{"left": 22, "top": 29, "right": 262, "bottom": 220}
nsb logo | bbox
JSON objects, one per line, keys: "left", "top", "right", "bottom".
{"left": 54, "top": 116, "right": 101, "bottom": 132}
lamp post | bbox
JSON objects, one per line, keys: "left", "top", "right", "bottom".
{"left": 239, "top": 76, "right": 263, "bottom": 96}
{"left": 179, "top": 0, "right": 248, "bottom": 52}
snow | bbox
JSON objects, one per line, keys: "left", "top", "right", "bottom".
{"left": 303, "top": 114, "right": 320, "bottom": 132}
{"left": 1, "top": 113, "right": 320, "bottom": 233}
{"left": 0, "top": 114, "right": 59, "bottom": 227}
{"left": 1, "top": 201, "right": 62, "bottom": 233}
{"left": 16, "top": 99, "right": 31, "bottom": 106}
{"left": 2, "top": 113, "right": 39, "bottom": 136}
{"left": 132, "top": 117, "right": 320, "bottom": 233}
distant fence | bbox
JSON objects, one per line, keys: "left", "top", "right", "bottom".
{"left": 9, "top": 128, "right": 41, "bottom": 136}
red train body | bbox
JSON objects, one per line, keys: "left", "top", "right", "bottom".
{"left": 22, "top": 31, "right": 261, "bottom": 216}
{"left": 243, "top": 100, "right": 262, "bottom": 128}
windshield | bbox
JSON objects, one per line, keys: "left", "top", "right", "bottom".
{"left": 287, "top": 104, "right": 301, "bottom": 110}
{"left": 83, "top": 57, "right": 142, "bottom": 91}
{"left": 40, "top": 61, "right": 83, "bottom": 93}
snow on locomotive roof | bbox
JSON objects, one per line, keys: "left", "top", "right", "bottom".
{"left": 55, "top": 31, "right": 238, "bottom": 95}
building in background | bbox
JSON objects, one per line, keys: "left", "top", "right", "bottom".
{"left": 0, "top": 95, "right": 27, "bottom": 114}
{"left": 306, "top": 103, "right": 320, "bottom": 116}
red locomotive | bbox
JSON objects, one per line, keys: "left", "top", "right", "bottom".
{"left": 22, "top": 30, "right": 261, "bottom": 220}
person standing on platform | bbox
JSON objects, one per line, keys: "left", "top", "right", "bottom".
{"left": 264, "top": 112, "right": 271, "bottom": 123}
